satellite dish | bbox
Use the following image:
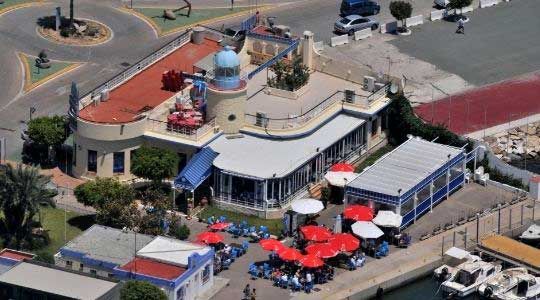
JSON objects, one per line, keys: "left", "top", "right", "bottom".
{"left": 389, "top": 82, "right": 399, "bottom": 94}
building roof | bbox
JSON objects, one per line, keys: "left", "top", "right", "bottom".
{"left": 137, "top": 236, "right": 211, "bottom": 267}
{"left": 214, "top": 46, "right": 240, "bottom": 68}
{"left": 209, "top": 114, "right": 365, "bottom": 179}
{"left": 347, "top": 138, "right": 464, "bottom": 197}
{"left": 78, "top": 38, "right": 221, "bottom": 124}
{"left": 62, "top": 225, "right": 154, "bottom": 266}
{"left": 0, "top": 249, "right": 34, "bottom": 261}
{"left": 120, "top": 257, "right": 186, "bottom": 280}
{"left": 0, "top": 262, "right": 119, "bottom": 300}
{"left": 174, "top": 147, "right": 219, "bottom": 191}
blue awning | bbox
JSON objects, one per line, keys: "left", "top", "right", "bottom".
{"left": 174, "top": 147, "right": 219, "bottom": 191}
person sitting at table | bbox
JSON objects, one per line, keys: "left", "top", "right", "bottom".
{"left": 348, "top": 255, "right": 357, "bottom": 271}
{"left": 355, "top": 253, "right": 366, "bottom": 268}
{"left": 271, "top": 268, "right": 280, "bottom": 280}
{"left": 305, "top": 272, "right": 313, "bottom": 292}
{"left": 292, "top": 274, "right": 301, "bottom": 291}
{"left": 224, "top": 244, "right": 232, "bottom": 254}
{"left": 280, "top": 273, "right": 289, "bottom": 288}
{"left": 210, "top": 215, "right": 216, "bottom": 224}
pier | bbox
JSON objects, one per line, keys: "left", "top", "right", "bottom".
{"left": 478, "top": 235, "right": 540, "bottom": 274}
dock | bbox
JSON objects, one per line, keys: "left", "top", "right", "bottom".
{"left": 478, "top": 235, "right": 540, "bottom": 274}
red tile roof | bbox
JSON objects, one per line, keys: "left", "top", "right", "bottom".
{"left": 120, "top": 257, "right": 186, "bottom": 280}
{"left": 0, "top": 249, "right": 35, "bottom": 261}
{"left": 79, "top": 38, "right": 221, "bottom": 124}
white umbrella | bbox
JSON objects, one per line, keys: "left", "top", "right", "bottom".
{"left": 291, "top": 198, "right": 324, "bottom": 215}
{"left": 324, "top": 171, "right": 359, "bottom": 187}
{"left": 372, "top": 210, "right": 403, "bottom": 228}
{"left": 351, "top": 221, "right": 384, "bottom": 239}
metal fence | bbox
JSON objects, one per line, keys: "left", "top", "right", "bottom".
{"left": 146, "top": 118, "right": 217, "bottom": 141}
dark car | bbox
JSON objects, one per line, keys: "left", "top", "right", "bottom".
{"left": 223, "top": 26, "right": 246, "bottom": 42}
{"left": 340, "top": 0, "right": 380, "bottom": 16}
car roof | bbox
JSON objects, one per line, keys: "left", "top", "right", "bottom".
{"left": 343, "top": 15, "right": 362, "bottom": 20}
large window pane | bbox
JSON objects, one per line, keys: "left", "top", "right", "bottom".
{"left": 87, "top": 150, "right": 97, "bottom": 172}
{"left": 113, "top": 152, "right": 125, "bottom": 174}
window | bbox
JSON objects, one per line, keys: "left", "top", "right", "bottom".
{"left": 176, "top": 286, "right": 185, "bottom": 300}
{"left": 202, "top": 264, "right": 211, "bottom": 284}
{"left": 371, "top": 118, "right": 378, "bottom": 136}
{"left": 87, "top": 150, "right": 97, "bottom": 172}
{"left": 90, "top": 269, "right": 97, "bottom": 275}
{"left": 66, "top": 260, "right": 73, "bottom": 269}
{"left": 79, "top": 263, "right": 84, "bottom": 271}
{"left": 113, "top": 152, "right": 125, "bottom": 174}
{"left": 228, "top": 114, "right": 236, "bottom": 122}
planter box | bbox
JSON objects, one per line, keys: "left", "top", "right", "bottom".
{"left": 264, "top": 83, "right": 309, "bottom": 100}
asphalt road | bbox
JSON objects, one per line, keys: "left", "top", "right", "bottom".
{"left": 389, "top": 0, "right": 540, "bottom": 86}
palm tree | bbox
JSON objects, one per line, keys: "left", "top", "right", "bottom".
{"left": 0, "top": 164, "right": 56, "bottom": 249}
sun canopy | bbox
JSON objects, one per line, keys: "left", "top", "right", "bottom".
{"left": 324, "top": 171, "right": 359, "bottom": 187}
{"left": 351, "top": 221, "right": 384, "bottom": 239}
{"left": 444, "top": 247, "right": 470, "bottom": 260}
{"left": 343, "top": 205, "right": 374, "bottom": 221}
{"left": 174, "top": 147, "right": 218, "bottom": 191}
{"left": 300, "top": 226, "right": 333, "bottom": 242}
{"left": 372, "top": 210, "right": 403, "bottom": 228}
{"left": 291, "top": 198, "right": 324, "bottom": 215}
{"left": 330, "top": 163, "right": 355, "bottom": 172}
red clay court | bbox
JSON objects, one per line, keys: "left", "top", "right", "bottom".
{"left": 79, "top": 38, "right": 221, "bottom": 124}
{"left": 414, "top": 72, "right": 540, "bottom": 135}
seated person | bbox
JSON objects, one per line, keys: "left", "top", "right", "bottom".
{"left": 355, "top": 253, "right": 366, "bottom": 267}
{"left": 224, "top": 244, "right": 232, "bottom": 254}
{"left": 348, "top": 256, "right": 357, "bottom": 270}
{"left": 280, "top": 273, "right": 289, "bottom": 286}
{"left": 292, "top": 275, "right": 301, "bottom": 289}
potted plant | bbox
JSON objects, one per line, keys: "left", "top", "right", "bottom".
{"left": 389, "top": 1, "right": 413, "bottom": 35}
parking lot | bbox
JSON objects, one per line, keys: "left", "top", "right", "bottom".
{"left": 390, "top": 0, "right": 540, "bottom": 86}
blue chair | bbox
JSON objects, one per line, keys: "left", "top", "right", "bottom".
{"left": 219, "top": 216, "right": 227, "bottom": 223}
{"left": 242, "top": 240, "right": 249, "bottom": 254}
{"left": 375, "top": 241, "right": 389, "bottom": 258}
{"left": 241, "top": 228, "right": 250, "bottom": 237}
{"left": 263, "top": 263, "right": 270, "bottom": 271}
{"left": 230, "top": 226, "right": 241, "bottom": 238}
{"left": 248, "top": 226, "right": 257, "bottom": 234}
{"left": 259, "top": 225, "right": 268, "bottom": 233}
{"left": 222, "top": 259, "right": 232, "bottom": 270}
{"left": 263, "top": 269, "right": 272, "bottom": 279}
{"left": 304, "top": 282, "right": 313, "bottom": 293}
{"left": 207, "top": 217, "right": 214, "bottom": 224}
{"left": 231, "top": 249, "right": 239, "bottom": 261}
{"left": 249, "top": 264, "right": 258, "bottom": 279}
{"left": 261, "top": 232, "right": 270, "bottom": 240}
{"left": 227, "top": 223, "right": 237, "bottom": 233}
{"left": 347, "top": 259, "right": 357, "bottom": 271}
{"left": 240, "top": 220, "right": 248, "bottom": 229}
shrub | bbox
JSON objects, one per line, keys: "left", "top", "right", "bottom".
{"left": 170, "top": 221, "right": 190, "bottom": 240}
{"left": 34, "top": 251, "right": 55, "bottom": 264}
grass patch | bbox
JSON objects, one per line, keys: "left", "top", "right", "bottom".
{"left": 134, "top": 6, "right": 253, "bottom": 34}
{"left": 355, "top": 144, "right": 395, "bottom": 173}
{"left": 199, "top": 205, "right": 282, "bottom": 236}
{"left": 38, "top": 206, "right": 92, "bottom": 255}
{"left": 25, "top": 55, "right": 74, "bottom": 84}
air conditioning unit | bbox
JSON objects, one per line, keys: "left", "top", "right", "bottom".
{"left": 363, "top": 76, "right": 376, "bottom": 92}
{"left": 344, "top": 90, "right": 355, "bottom": 103}
{"left": 100, "top": 89, "right": 110, "bottom": 102}
{"left": 255, "top": 111, "right": 268, "bottom": 127}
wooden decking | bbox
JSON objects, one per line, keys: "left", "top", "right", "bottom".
{"left": 479, "top": 235, "right": 540, "bottom": 273}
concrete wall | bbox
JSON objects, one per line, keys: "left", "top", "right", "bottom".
{"left": 206, "top": 86, "right": 248, "bottom": 134}
{"left": 313, "top": 53, "right": 374, "bottom": 85}
{"left": 55, "top": 255, "right": 113, "bottom": 279}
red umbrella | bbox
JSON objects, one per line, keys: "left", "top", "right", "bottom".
{"left": 305, "top": 243, "right": 339, "bottom": 258}
{"left": 209, "top": 222, "right": 231, "bottom": 231}
{"left": 300, "top": 225, "right": 333, "bottom": 242}
{"left": 196, "top": 232, "right": 224, "bottom": 244}
{"left": 330, "top": 163, "right": 355, "bottom": 172}
{"left": 329, "top": 233, "right": 360, "bottom": 252}
{"left": 299, "top": 254, "right": 325, "bottom": 268}
{"left": 343, "top": 205, "right": 374, "bottom": 221}
{"left": 259, "top": 239, "right": 285, "bottom": 252}
{"left": 278, "top": 247, "right": 303, "bottom": 261}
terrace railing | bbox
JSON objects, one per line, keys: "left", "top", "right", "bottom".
{"left": 145, "top": 117, "right": 217, "bottom": 141}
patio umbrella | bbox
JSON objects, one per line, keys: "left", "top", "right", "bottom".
{"left": 343, "top": 205, "right": 374, "bottom": 221}
{"left": 300, "top": 225, "right": 333, "bottom": 242}
{"left": 372, "top": 210, "right": 403, "bottom": 228}
{"left": 305, "top": 243, "right": 339, "bottom": 258}
{"left": 278, "top": 247, "right": 303, "bottom": 261}
{"left": 291, "top": 198, "right": 324, "bottom": 215}
{"left": 209, "top": 222, "right": 231, "bottom": 231}
{"left": 299, "top": 255, "right": 325, "bottom": 268}
{"left": 196, "top": 232, "right": 224, "bottom": 244}
{"left": 329, "top": 233, "right": 360, "bottom": 252}
{"left": 351, "top": 221, "right": 384, "bottom": 239}
{"left": 330, "top": 163, "right": 355, "bottom": 172}
{"left": 324, "top": 171, "right": 359, "bottom": 187}
{"left": 259, "top": 238, "right": 285, "bottom": 252}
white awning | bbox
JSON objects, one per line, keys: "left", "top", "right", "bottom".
{"left": 372, "top": 210, "right": 403, "bottom": 228}
{"left": 324, "top": 171, "right": 359, "bottom": 187}
{"left": 444, "top": 247, "right": 470, "bottom": 260}
{"left": 351, "top": 221, "right": 384, "bottom": 239}
{"left": 291, "top": 198, "right": 324, "bottom": 215}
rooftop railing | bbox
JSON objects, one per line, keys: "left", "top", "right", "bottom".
{"left": 145, "top": 117, "right": 217, "bottom": 142}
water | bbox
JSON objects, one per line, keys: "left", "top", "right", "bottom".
{"left": 381, "top": 275, "right": 481, "bottom": 300}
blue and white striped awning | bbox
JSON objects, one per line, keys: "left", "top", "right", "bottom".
{"left": 174, "top": 147, "right": 219, "bottom": 191}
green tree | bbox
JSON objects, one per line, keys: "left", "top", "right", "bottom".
{"left": 131, "top": 146, "right": 179, "bottom": 186}
{"left": 34, "top": 251, "right": 55, "bottom": 264}
{"left": 389, "top": 1, "right": 413, "bottom": 29}
{"left": 120, "top": 281, "right": 167, "bottom": 300}
{"left": 169, "top": 217, "right": 190, "bottom": 240}
{"left": 448, "top": 0, "right": 473, "bottom": 18}
{"left": 0, "top": 164, "right": 56, "bottom": 249}
{"left": 26, "top": 116, "right": 69, "bottom": 164}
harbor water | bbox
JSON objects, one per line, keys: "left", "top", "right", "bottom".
{"left": 381, "top": 275, "right": 481, "bottom": 300}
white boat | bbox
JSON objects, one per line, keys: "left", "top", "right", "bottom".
{"left": 519, "top": 224, "right": 540, "bottom": 243}
{"left": 441, "top": 260, "right": 502, "bottom": 297}
{"left": 478, "top": 267, "right": 528, "bottom": 299}
{"left": 434, "top": 247, "right": 481, "bottom": 281}
{"left": 496, "top": 274, "right": 540, "bottom": 300}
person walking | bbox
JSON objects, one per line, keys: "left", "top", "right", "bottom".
{"left": 456, "top": 18, "right": 465, "bottom": 34}
{"left": 250, "top": 288, "right": 257, "bottom": 300}
{"left": 243, "top": 284, "right": 251, "bottom": 300}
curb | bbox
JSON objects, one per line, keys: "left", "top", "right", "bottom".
{"left": 18, "top": 52, "right": 83, "bottom": 93}
{"left": 0, "top": 0, "right": 46, "bottom": 18}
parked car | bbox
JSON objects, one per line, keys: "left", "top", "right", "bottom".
{"left": 334, "top": 15, "right": 379, "bottom": 35}
{"left": 340, "top": 0, "right": 380, "bottom": 16}
{"left": 223, "top": 26, "right": 246, "bottom": 42}
{"left": 434, "top": 0, "right": 450, "bottom": 8}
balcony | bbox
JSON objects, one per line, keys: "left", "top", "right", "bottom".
{"left": 145, "top": 117, "right": 219, "bottom": 146}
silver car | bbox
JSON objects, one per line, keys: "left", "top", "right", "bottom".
{"left": 334, "top": 15, "right": 379, "bottom": 35}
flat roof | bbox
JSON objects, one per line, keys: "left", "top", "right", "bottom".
{"left": 0, "top": 262, "right": 119, "bottom": 300}
{"left": 347, "top": 138, "right": 463, "bottom": 196}
{"left": 209, "top": 114, "right": 365, "bottom": 179}
{"left": 120, "top": 257, "right": 186, "bottom": 280}
{"left": 137, "top": 236, "right": 211, "bottom": 267}
{"left": 481, "top": 235, "right": 540, "bottom": 269}
{"left": 62, "top": 225, "right": 154, "bottom": 266}
{"left": 0, "top": 249, "right": 34, "bottom": 261}
{"left": 79, "top": 38, "right": 221, "bottom": 124}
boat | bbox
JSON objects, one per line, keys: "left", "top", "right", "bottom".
{"left": 434, "top": 247, "right": 481, "bottom": 281}
{"left": 519, "top": 224, "right": 540, "bottom": 243}
{"left": 441, "top": 260, "right": 502, "bottom": 297}
{"left": 478, "top": 267, "right": 528, "bottom": 299}
{"left": 496, "top": 273, "right": 540, "bottom": 300}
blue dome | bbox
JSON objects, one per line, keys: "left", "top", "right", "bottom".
{"left": 214, "top": 46, "right": 240, "bottom": 68}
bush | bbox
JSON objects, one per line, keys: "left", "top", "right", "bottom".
{"left": 131, "top": 146, "right": 179, "bottom": 186}
{"left": 60, "top": 26, "right": 76, "bottom": 37}
{"left": 267, "top": 57, "right": 310, "bottom": 91}
{"left": 121, "top": 281, "right": 167, "bottom": 300}
{"left": 170, "top": 221, "right": 190, "bottom": 240}
{"left": 34, "top": 251, "right": 55, "bottom": 264}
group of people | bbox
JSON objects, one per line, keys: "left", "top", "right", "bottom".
{"left": 347, "top": 251, "right": 366, "bottom": 271}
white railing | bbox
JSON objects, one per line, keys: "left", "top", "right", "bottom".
{"left": 366, "top": 83, "right": 390, "bottom": 104}
{"left": 146, "top": 117, "right": 217, "bottom": 141}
